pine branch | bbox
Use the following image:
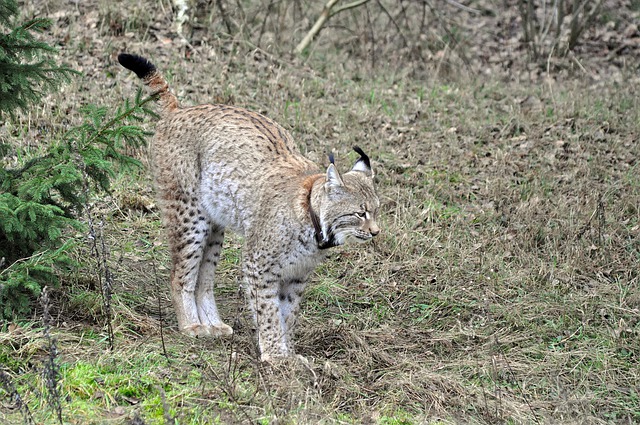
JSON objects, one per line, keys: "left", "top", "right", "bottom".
{"left": 75, "top": 90, "right": 157, "bottom": 147}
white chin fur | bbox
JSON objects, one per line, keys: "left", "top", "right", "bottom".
{"left": 332, "top": 230, "right": 349, "bottom": 245}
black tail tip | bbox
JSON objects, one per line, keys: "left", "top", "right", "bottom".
{"left": 117, "top": 53, "right": 156, "bottom": 80}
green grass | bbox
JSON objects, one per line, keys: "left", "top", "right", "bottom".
{"left": 1, "top": 329, "right": 261, "bottom": 424}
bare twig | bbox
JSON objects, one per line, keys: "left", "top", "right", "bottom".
{"left": 519, "top": 0, "right": 603, "bottom": 59}
{"left": 365, "top": 1, "right": 376, "bottom": 70}
{"left": 201, "top": 344, "right": 255, "bottom": 424}
{"left": 434, "top": 42, "right": 449, "bottom": 78}
{"left": 497, "top": 341, "right": 541, "bottom": 424}
{"left": 257, "top": 0, "right": 276, "bottom": 46}
{"left": 41, "top": 287, "right": 64, "bottom": 425}
{"left": 546, "top": 44, "right": 557, "bottom": 110}
{"left": 295, "top": 0, "right": 340, "bottom": 54}
{"left": 518, "top": 0, "right": 539, "bottom": 58}
{"left": 98, "top": 220, "right": 115, "bottom": 351}
{"left": 556, "top": 0, "right": 566, "bottom": 40}
{"left": 424, "top": 0, "right": 473, "bottom": 70}
{"left": 538, "top": 0, "right": 557, "bottom": 45}
{"left": 216, "top": 0, "right": 236, "bottom": 34}
{"left": 295, "top": 0, "right": 371, "bottom": 54}
{"left": 398, "top": 0, "right": 411, "bottom": 30}
{"left": 596, "top": 193, "right": 605, "bottom": 245}
{"left": 293, "top": 0, "right": 303, "bottom": 23}
{"left": 419, "top": 0, "right": 427, "bottom": 35}
{"left": 569, "top": 52, "right": 588, "bottom": 74}
{"left": 157, "top": 385, "right": 176, "bottom": 424}
{"left": 276, "top": 0, "right": 287, "bottom": 45}
{"left": 152, "top": 260, "right": 170, "bottom": 362}
{"left": 477, "top": 359, "right": 491, "bottom": 418}
{"left": 75, "top": 147, "right": 114, "bottom": 351}
{"left": 567, "top": 0, "right": 603, "bottom": 52}
{"left": 575, "top": 193, "right": 607, "bottom": 244}
{"left": 375, "top": 0, "right": 408, "bottom": 48}
{"left": 0, "top": 370, "right": 35, "bottom": 424}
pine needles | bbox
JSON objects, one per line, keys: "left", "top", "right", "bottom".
{"left": 0, "top": 0, "right": 76, "bottom": 119}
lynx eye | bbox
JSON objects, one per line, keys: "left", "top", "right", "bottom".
{"left": 354, "top": 211, "right": 366, "bottom": 220}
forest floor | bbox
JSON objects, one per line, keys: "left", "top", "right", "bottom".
{"left": 2, "top": 0, "right": 639, "bottom": 424}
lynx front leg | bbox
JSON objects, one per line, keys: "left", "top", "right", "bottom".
{"left": 242, "top": 257, "right": 293, "bottom": 361}
{"left": 278, "top": 278, "right": 307, "bottom": 345}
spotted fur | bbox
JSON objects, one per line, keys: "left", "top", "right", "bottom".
{"left": 118, "top": 53, "right": 380, "bottom": 361}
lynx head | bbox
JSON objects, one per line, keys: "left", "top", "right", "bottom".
{"left": 318, "top": 146, "right": 380, "bottom": 248}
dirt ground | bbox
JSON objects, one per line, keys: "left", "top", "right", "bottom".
{"left": 2, "top": 0, "right": 639, "bottom": 424}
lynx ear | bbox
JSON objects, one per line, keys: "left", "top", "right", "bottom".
{"left": 352, "top": 146, "right": 374, "bottom": 177}
{"left": 326, "top": 163, "right": 344, "bottom": 189}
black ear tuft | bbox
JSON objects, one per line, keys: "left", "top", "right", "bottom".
{"left": 353, "top": 146, "right": 371, "bottom": 169}
{"left": 117, "top": 53, "right": 156, "bottom": 80}
{"left": 328, "top": 151, "right": 335, "bottom": 165}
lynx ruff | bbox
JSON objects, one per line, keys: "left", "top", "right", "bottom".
{"left": 117, "top": 53, "right": 380, "bottom": 361}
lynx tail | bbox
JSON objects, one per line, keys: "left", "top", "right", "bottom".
{"left": 117, "top": 53, "right": 179, "bottom": 113}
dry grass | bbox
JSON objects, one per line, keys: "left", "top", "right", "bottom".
{"left": 1, "top": 0, "right": 639, "bottom": 424}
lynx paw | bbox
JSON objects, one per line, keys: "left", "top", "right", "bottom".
{"left": 182, "top": 323, "right": 233, "bottom": 338}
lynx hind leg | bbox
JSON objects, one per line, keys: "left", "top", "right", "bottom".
{"left": 163, "top": 193, "right": 217, "bottom": 338}
{"left": 195, "top": 224, "right": 233, "bottom": 336}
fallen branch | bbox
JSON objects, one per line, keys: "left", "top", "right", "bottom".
{"left": 295, "top": 0, "right": 371, "bottom": 54}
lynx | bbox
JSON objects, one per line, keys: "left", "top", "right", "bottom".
{"left": 117, "top": 53, "right": 380, "bottom": 361}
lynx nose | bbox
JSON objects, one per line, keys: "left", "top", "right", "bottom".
{"left": 369, "top": 222, "right": 380, "bottom": 237}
